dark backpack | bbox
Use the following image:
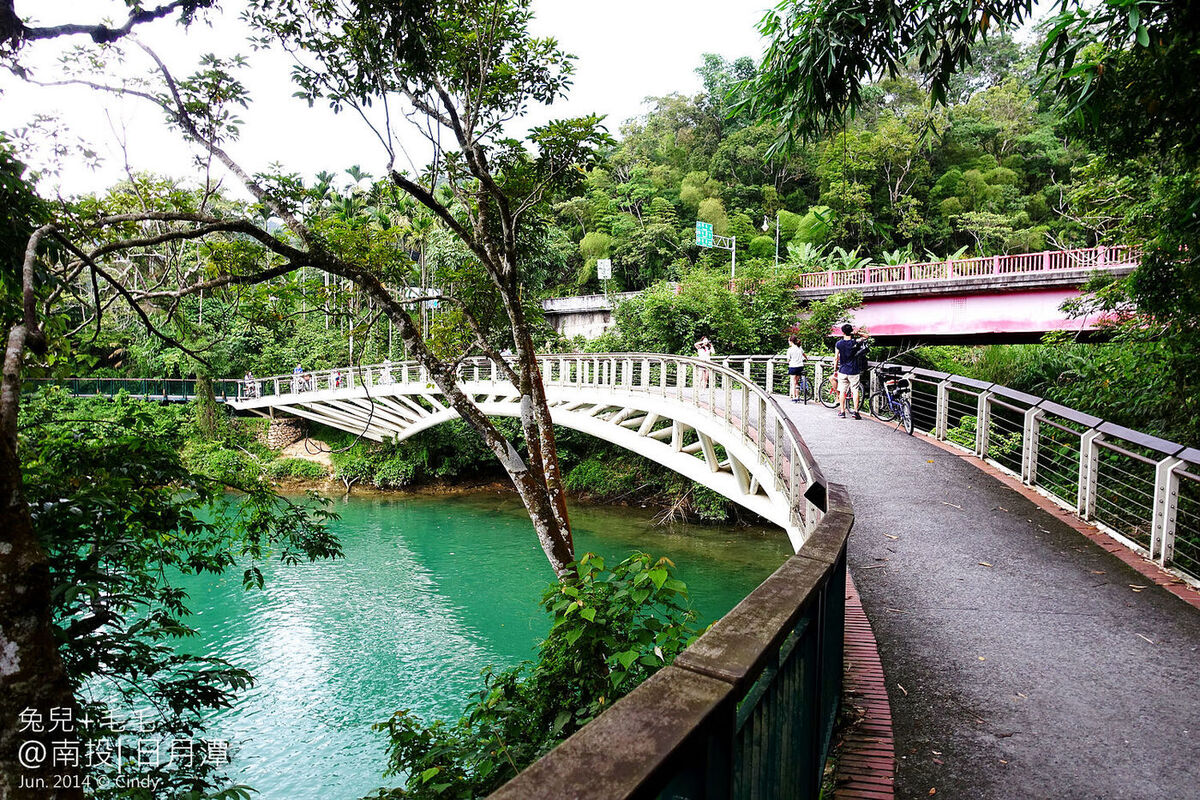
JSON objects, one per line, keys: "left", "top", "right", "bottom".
{"left": 853, "top": 340, "right": 870, "bottom": 374}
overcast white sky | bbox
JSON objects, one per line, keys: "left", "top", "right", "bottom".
{"left": 1, "top": 1, "right": 771, "bottom": 197}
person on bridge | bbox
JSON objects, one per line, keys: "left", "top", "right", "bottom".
{"left": 832, "top": 323, "right": 863, "bottom": 420}
{"left": 694, "top": 336, "right": 715, "bottom": 389}
{"left": 244, "top": 371, "right": 257, "bottom": 399}
{"left": 786, "top": 336, "right": 807, "bottom": 403}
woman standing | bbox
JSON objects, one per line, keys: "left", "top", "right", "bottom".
{"left": 786, "top": 336, "right": 807, "bottom": 402}
{"left": 694, "top": 336, "right": 714, "bottom": 389}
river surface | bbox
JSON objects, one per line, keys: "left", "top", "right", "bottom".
{"left": 177, "top": 491, "right": 790, "bottom": 798}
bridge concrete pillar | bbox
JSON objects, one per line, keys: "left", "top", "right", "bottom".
{"left": 1020, "top": 406, "right": 1045, "bottom": 485}
{"left": 1150, "top": 456, "right": 1184, "bottom": 566}
{"left": 1077, "top": 430, "right": 1104, "bottom": 519}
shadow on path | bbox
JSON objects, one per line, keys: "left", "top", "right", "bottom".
{"left": 780, "top": 399, "right": 1200, "bottom": 800}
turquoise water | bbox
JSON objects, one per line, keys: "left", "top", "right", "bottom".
{"left": 176, "top": 492, "right": 790, "bottom": 798}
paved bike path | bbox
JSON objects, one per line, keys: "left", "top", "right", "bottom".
{"left": 778, "top": 399, "right": 1200, "bottom": 800}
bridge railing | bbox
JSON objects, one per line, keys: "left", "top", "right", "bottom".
{"left": 26, "top": 377, "right": 241, "bottom": 402}
{"left": 539, "top": 354, "right": 828, "bottom": 530}
{"left": 794, "top": 245, "right": 1140, "bottom": 290}
{"left": 487, "top": 484, "right": 852, "bottom": 800}
{"left": 722, "top": 353, "right": 1200, "bottom": 588}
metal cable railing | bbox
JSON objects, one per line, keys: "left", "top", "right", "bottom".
{"left": 721, "top": 353, "right": 1200, "bottom": 588}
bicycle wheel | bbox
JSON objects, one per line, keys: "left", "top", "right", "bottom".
{"left": 818, "top": 376, "right": 840, "bottom": 408}
{"left": 800, "top": 376, "right": 813, "bottom": 403}
{"left": 899, "top": 398, "right": 915, "bottom": 435}
{"left": 869, "top": 391, "right": 896, "bottom": 421}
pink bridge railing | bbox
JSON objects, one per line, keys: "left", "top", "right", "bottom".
{"left": 795, "top": 245, "right": 1140, "bottom": 290}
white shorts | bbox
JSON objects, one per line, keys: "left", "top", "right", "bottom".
{"left": 837, "top": 373, "right": 861, "bottom": 392}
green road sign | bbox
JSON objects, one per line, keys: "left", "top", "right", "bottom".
{"left": 695, "top": 221, "right": 713, "bottom": 248}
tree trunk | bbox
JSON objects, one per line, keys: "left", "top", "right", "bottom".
{"left": 366, "top": 281, "right": 576, "bottom": 578}
{"left": 194, "top": 374, "right": 220, "bottom": 439}
{"left": 1, "top": 325, "right": 82, "bottom": 799}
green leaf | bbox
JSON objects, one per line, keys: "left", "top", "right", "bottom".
{"left": 647, "top": 568, "right": 668, "bottom": 590}
{"left": 1136, "top": 24, "right": 1149, "bottom": 47}
{"left": 580, "top": 607, "right": 596, "bottom": 622}
{"left": 615, "top": 649, "right": 639, "bottom": 669}
{"left": 420, "top": 767, "right": 441, "bottom": 783}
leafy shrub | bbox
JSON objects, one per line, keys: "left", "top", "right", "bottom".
{"left": 266, "top": 457, "right": 329, "bottom": 480}
{"left": 369, "top": 553, "right": 697, "bottom": 799}
{"left": 181, "top": 439, "right": 259, "bottom": 484}
{"left": 373, "top": 455, "right": 418, "bottom": 488}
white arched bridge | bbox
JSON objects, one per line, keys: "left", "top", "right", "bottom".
{"left": 231, "top": 355, "right": 831, "bottom": 551}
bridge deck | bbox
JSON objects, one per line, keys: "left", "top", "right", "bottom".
{"left": 777, "top": 399, "right": 1200, "bottom": 799}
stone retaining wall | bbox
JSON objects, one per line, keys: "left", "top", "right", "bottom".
{"left": 266, "top": 417, "right": 306, "bottom": 450}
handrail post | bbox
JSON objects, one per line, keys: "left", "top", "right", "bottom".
{"left": 1076, "top": 431, "right": 1102, "bottom": 519}
{"left": 975, "top": 390, "right": 993, "bottom": 458}
{"left": 765, "top": 359, "right": 774, "bottom": 394}
{"left": 935, "top": 379, "right": 951, "bottom": 440}
{"left": 1149, "top": 456, "right": 1184, "bottom": 565}
{"left": 1020, "top": 406, "right": 1044, "bottom": 485}
{"left": 741, "top": 385, "right": 750, "bottom": 439}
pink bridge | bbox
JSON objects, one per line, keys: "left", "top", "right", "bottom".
{"left": 542, "top": 246, "right": 1140, "bottom": 343}
{"left": 796, "top": 245, "right": 1140, "bottom": 342}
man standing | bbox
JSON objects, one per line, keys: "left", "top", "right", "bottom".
{"left": 832, "top": 323, "right": 862, "bottom": 419}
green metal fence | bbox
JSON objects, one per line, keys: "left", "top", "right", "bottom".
{"left": 24, "top": 378, "right": 241, "bottom": 403}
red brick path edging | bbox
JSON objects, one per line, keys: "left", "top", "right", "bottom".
{"left": 912, "top": 430, "right": 1200, "bottom": 612}
{"left": 834, "top": 573, "right": 896, "bottom": 800}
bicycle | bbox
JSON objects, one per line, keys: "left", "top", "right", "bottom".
{"left": 869, "top": 364, "right": 915, "bottom": 435}
{"left": 818, "top": 369, "right": 862, "bottom": 411}
{"left": 789, "top": 370, "right": 813, "bottom": 403}
{"left": 818, "top": 370, "right": 840, "bottom": 408}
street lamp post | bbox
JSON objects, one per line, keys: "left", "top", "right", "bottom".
{"left": 762, "top": 213, "right": 781, "bottom": 268}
